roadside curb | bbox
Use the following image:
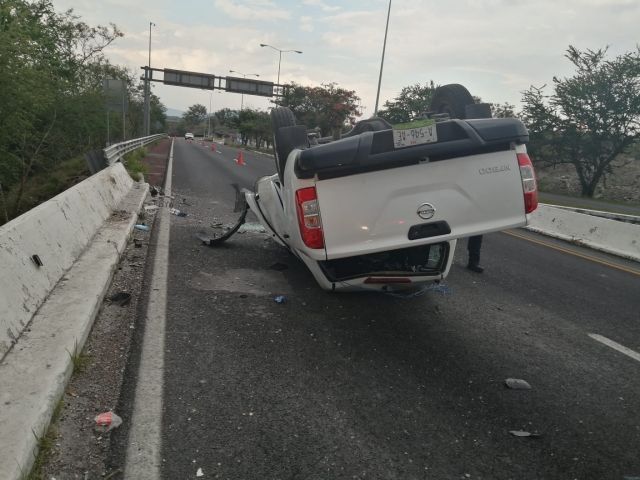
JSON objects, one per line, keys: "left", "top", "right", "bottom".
{"left": 0, "top": 181, "right": 149, "bottom": 480}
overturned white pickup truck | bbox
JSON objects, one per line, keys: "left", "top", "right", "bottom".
{"left": 245, "top": 84, "right": 538, "bottom": 291}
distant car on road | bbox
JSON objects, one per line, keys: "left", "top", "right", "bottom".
{"left": 185, "top": 133, "right": 194, "bottom": 140}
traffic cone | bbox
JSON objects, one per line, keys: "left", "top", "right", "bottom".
{"left": 202, "top": 140, "right": 205, "bottom": 146}
{"left": 237, "top": 151, "right": 245, "bottom": 165}
{"left": 211, "top": 144, "right": 216, "bottom": 151}
{"left": 190, "top": 139, "right": 193, "bottom": 144}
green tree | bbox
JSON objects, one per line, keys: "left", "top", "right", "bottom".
{"left": 0, "top": 0, "right": 168, "bottom": 223}
{"left": 230, "top": 108, "right": 271, "bottom": 147}
{"left": 277, "top": 82, "right": 362, "bottom": 136}
{"left": 0, "top": 0, "right": 123, "bottom": 216}
{"left": 521, "top": 46, "right": 640, "bottom": 197}
{"left": 490, "top": 102, "right": 517, "bottom": 118}
{"left": 214, "top": 107, "right": 238, "bottom": 126}
{"left": 183, "top": 104, "right": 208, "bottom": 125}
{"left": 376, "top": 81, "right": 438, "bottom": 124}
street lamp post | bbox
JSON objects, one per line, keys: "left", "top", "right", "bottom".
{"left": 374, "top": 0, "right": 392, "bottom": 117}
{"left": 144, "top": 22, "right": 156, "bottom": 136}
{"left": 259, "top": 44, "right": 302, "bottom": 102}
{"left": 229, "top": 70, "right": 260, "bottom": 110}
{"left": 203, "top": 90, "right": 221, "bottom": 139}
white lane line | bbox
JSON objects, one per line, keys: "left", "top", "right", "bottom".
{"left": 589, "top": 334, "right": 640, "bottom": 363}
{"left": 124, "top": 140, "right": 173, "bottom": 479}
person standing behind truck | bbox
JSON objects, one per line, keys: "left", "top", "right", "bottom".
{"left": 467, "top": 235, "right": 484, "bottom": 273}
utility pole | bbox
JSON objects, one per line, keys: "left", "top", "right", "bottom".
{"left": 374, "top": 0, "right": 392, "bottom": 117}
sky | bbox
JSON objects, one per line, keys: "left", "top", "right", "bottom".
{"left": 55, "top": 0, "right": 640, "bottom": 117}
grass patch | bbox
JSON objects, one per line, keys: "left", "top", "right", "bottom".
{"left": 26, "top": 396, "right": 64, "bottom": 480}
{"left": 66, "top": 339, "right": 92, "bottom": 375}
{"left": 121, "top": 147, "right": 149, "bottom": 181}
{"left": 3, "top": 156, "right": 90, "bottom": 223}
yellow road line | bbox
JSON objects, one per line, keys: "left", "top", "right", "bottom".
{"left": 502, "top": 230, "right": 640, "bottom": 276}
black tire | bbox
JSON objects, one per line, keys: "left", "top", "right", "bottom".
{"left": 429, "top": 84, "right": 475, "bottom": 120}
{"left": 270, "top": 107, "right": 296, "bottom": 180}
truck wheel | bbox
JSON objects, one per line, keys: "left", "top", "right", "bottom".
{"left": 271, "top": 107, "right": 296, "bottom": 180}
{"left": 429, "top": 84, "right": 475, "bottom": 120}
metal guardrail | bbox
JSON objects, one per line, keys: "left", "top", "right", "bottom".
{"left": 85, "top": 134, "right": 166, "bottom": 175}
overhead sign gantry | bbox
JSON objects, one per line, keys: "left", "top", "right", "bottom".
{"left": 141, "top": 67, "right": 288, "bottom": 98}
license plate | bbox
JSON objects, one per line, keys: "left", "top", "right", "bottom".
{"left": 392, "top": 119, "right": 437, "bottom": 148}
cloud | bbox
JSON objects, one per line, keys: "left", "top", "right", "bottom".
{"left": 302, "top": 0, "right": 340, "bottom": 12}
{"left": 52, "top": 0, "right": 640, "bottom": 116}
{"left": 213, "top": 0, "right": 290, "bottom": 20}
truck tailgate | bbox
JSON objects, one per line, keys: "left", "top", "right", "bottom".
{"left": 315, "top": 149, "right": 526, "bottom": 260}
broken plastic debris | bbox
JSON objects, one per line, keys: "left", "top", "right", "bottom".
{"left": 196, "top": 231, "right": 215, "bottom": 245}
{"left": 238, "top": 223, "right": 266, "bottom": 233}
{"left": 270, "top": 263, "right": 289, "bottom": 271}
{"left": 505, "top": 379, "right": 532, "bottom": 390}
{"left": 144, "top": 205, "right": 159, "bottom": 211}
{"left": 171, "top": 208, "right": 187, "bottom": 217}
{"left": 134, "top": 239, "right": 143, "bottom": 248}
{"left": 135, "top": 225, "right": 149, "bottom": 231}
{"left": 150, "top": 186, "right": 159, "bottom": 197}
{"left": 509, "top": 431, "right": 540, "bottom": 438}
{"left": 94, "top": 411, "right": 122, "bottom": 431}
{"left": 110, "top": 292, "right": 131, "bottom": 306}
{"left": 196, "top": 468, "right": 204, "bottom": 477}
{"left": 274, "top": 295, "right": 286, "bottom": 304}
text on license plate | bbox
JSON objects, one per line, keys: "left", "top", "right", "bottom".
{"left": 392, "top": 119, "right": 437, "bottom": 148}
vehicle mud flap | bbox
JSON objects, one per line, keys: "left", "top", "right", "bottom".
{"left": 196, "top": 183, "right": 248, "bottom": 246}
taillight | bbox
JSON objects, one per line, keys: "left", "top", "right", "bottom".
{"left": 517, "top": 153, "right": 538, "bottom": 214}
{"left": 295, "top": 187, "right": 324, "bottom": 249}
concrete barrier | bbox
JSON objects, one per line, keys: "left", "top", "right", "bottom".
{"left": 526, "top": 204, "right": 640, "bottom": 262}
{"left": 0, "top": 163, "right": 134, "bottom": 359}
{"left": 543, "top": 204, "right": 640, "bottom": 225}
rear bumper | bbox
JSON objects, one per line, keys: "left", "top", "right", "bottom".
{"left": 297, "top": 240, "right": 456, "bottom": 292}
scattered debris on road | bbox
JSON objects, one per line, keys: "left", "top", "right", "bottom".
{"left": 505, "top": 378, "right": 532, "bottom": 390}
{"left": 510, "top": 431, "right": 541, "bottom": 438}
{"left": 109, "top": 292, "right": 131, "bottom": 306}
{"left": 171, "top": 208, "right": 188, "bottom": 217}
{"left": 274, "top": 295, "right": 286, "bottom": 304}
{"left": 144, "top": 204, "right": 159, "bottom": 211}
{"left": 238, "top": 222, "right": 266, "bottom": 233}
{"left": 196, "top": 467, "right": 204, "bottom": 477}
{"left": 94, "top": 411, "right": 122, "bottom": 431}
{"left": 135, "top": 224, "right": 149, "bottom": 231}
{"left": 104, "top": 468, "right": 123, "bottom": 480}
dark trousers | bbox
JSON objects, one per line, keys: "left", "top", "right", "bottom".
{"left": 467, "top": 235, "right": 483, "bottom": 262}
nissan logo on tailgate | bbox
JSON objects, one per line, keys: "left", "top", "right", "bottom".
{"left": 417, "top": 203, "right": 435, "bottom": 220}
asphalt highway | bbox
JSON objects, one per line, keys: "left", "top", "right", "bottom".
{"left": 113, "top": 139, "right": 640, "bottom": 480}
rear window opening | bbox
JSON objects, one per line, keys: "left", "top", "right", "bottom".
{"left": 319, "top": 242, "right": 450, "bottom": 282}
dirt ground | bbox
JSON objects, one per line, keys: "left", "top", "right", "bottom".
{"left": 537, "top": 158, "right": 640, "bottom": 205}
{"left": 36, "top": 207, "right": 158, "bottom": 480}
